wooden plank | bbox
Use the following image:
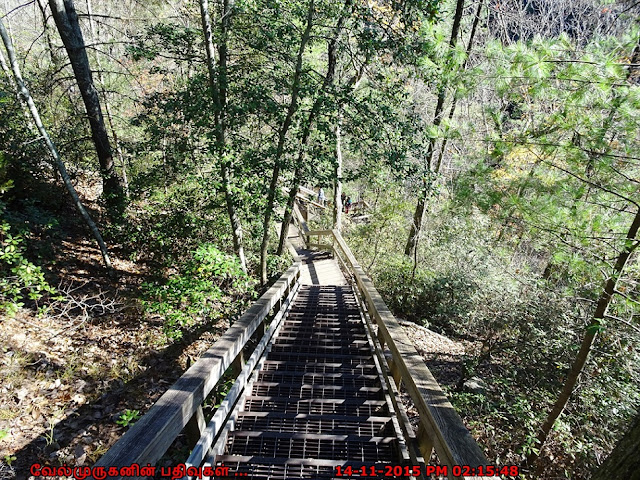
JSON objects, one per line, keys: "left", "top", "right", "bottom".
{"left": 307, "top": 243, "right": 333, "bottom": 251}
{"left": 355, "top": 288, "right": 418, "bottom": 471}
{"left": 308, "top": 199, "right": 327, "bottom": 209}
{"left": 90, "top": 263, "right": 301, "bottom": 480}
{"left": 292, "top": 203, "right": 310, "bottom": 246}
{"left": 417, "top": 422, "right": 434, "bottom": 462}
{"left": 332, "top": 229, "right": 358, "bottom": 269}
{"left": 306, "top": 229, "right": 334, "bottom": 236}
{"left": 296, "top": 192, "right": 327, "bottom": 210}
{"left": 388, "top": 358, "right": 403, "bottom": 388}
{"left": 184, "top": 406, "right": 206, "bottom": 448}
{"left": 298, "top": 185, "right": 318, "bottom": 198}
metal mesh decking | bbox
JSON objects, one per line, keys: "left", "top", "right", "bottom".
{"left": 215, "top": 285, "right": 406, "bottom": 479}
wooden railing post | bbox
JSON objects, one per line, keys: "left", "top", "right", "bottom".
{"left": 388, "top": 356, "right": 403, "bottom": 389}
{"left": 417, "top": 422, "right": 434, "bottom": 463}
{"left": 184, "top": 406, "right": 206, "bottom": 449}
{"left": 231, "top": 350, "right": 245, "bottom": 377}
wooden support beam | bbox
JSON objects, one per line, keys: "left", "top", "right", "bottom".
{"left": 307, "top": 229, "right": 334, "bottom": 236}
{"left": 417, "top": 423, "right": 434, "bottom": 463}
{"left": 231, "top": 350, "right": 245, "bottom": 377}
{"left": 298, "top": 185, "right": 317, "bottom": 198}
{"left": 388, "top": 357, "right": 403, "bottom": 389}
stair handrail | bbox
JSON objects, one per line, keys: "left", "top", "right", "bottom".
{"left": 90, "top": 262, "right": 301, "bottom": 479}
{"left": 307, "top": 228, "right": 499, "bottom": 480}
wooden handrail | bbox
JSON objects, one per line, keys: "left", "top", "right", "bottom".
{"left": 308, "top": 229, "right": 498, "bottom": 480}
{"left": 91, "top": 263, "right": 301, "bottom": 479}
{"left": 298, "top": 185, "right": 318, "bottom": 198}
{"left": 292, "top": 201, "right": 310, "bottom": 247}
{"left": 295, "top": 192, "right": 327, "bottom": 210}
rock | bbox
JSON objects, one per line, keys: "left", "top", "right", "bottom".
{"left": 463, "top": 377, "right": 487, "bottom": 394}
{"left": 75, "top": 444, "right": 86, "bottom": 465}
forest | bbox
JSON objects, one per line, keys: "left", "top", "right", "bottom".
{"left": 0, "top": 0, "right": 639, "bottom": 478}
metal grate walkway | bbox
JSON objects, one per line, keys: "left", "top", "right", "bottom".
{"left": 214, "top": 285, "right": 408, "bottom": 479}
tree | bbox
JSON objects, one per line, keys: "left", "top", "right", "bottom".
{"left": 259, "top": 0, "right": 315, "bottom": 285}
{"left": 527, "top": 207, "right": 640, "bottom": 467}
{"left": 276, "top": 0, "right": 354, "bottom": 256}
{"left": 200, "top": 0, "right": 247, "bottom": 273}
{"left": 404, "top": 0, "right": 466, "bottom": 258}
{"left": 433, "top": 0, "right": 485, "bottom": 173}
{"left": 0, "top": 16, "right": 112, "bottom": 269}
{"left": 591, "top": 414, "right": 640, "bottom": 480}
{"left": 85, "top": 0, "right": 129, "bottom": 196}
{"left": 333, "top": 112, "right": 343, "bottom": 231}
{"left": 48, "top": 0, "right": 124, "bottom": 215}
{"left": 466, "top": 31, "right": 640, "bottom": 471}
{"left": 36, "top": 0, "right": 62, "bottom": 67}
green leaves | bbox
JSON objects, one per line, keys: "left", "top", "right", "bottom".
{"left": 126, "top": 23, "right": 201, "bottom": 63}
{"left": 142, "top": 243, "right": 255, "bottom": 340}
{"left": 116, "top": 409, "right": 141, "bottom": 428}
{"left": 586, "top": 322, "right": 606, "bottom": 335}
{"left": 472, "top": 31, "right": 640, "bottom": 297}
{"left": 0, "top": 219, "right": 56, "bottom": 316}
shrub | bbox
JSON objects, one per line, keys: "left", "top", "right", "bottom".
{"left": 375, "top": 255, "right": 477, "bottom": 332}
{"left": 0, "top": 218, "right": 56, "bottom": 316}
{"left": 142, "top": 243, "right": 255, "bottom": 340}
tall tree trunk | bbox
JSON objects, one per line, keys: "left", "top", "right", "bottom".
{"left": 526, "top": 207, "right": 640, "bottom": 467}
{"left": 85, "top": 0, "right": 129, "bottom": 197}
{"left": 0, "top": 17, "right": 112, "bottom": 269}
{"left": 276, "top": 0, "right": 352, "bottom": 256}
{"left": 404, "top": 0, "right": 466, "bottom": 257}
{"left": 277, "top": 171, "right": 302, "bottom": 257}
{"left": 200, "top": 0, "right": 247, "bottom": 273}
{"left": 333, "top": 112, "right": 343, "bottom": 231}
{"left": 259, "top": 0, "right": 314, "bottom": 285}
{"left": 36, "top": 0, "right": 62, "bottom": 67}
{"left": 48, "top": 0, "right": 124, "bottom": 216}
{"left": 433, "top": 0, "right": 485, "bottom": 173}
{"left": 591, "top": 414, "right": 640, "bottom": 480}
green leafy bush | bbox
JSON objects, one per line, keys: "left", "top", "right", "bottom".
{"left": 375, "top": 255, "right": 477, "bottom": 332}
{"left": 116, "top": 409, "right": 141, "bottom": 428}
{"left": 142, "top": 243, "right": 255, "bottom": 340}
{"left": 0, "top": 219, "right": 56, "bottom": 316}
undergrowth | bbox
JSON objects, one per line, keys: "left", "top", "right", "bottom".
{"left": 346, "top": 192, "right": 640, "bottom": 479}
{"left": 142, "top": 243, "right": 256, "bottom": 340}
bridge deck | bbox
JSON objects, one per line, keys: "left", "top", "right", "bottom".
{"left": 213, "top": 285, "right": 406, "bottom": 479}
{"left": 286, "top": 223, "right": 346, "bottom": 286}
{"left": 94, "top": 204, "right": 493, "bottom": 480}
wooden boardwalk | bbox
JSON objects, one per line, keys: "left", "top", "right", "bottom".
{"left": 204, "top": 223, "right": 408, "bottom": 478}
{"left": 286, "top": 223, "right": 346, "bottom": 286}
{"left": 93, "top": 212, "right": 496, "bottom": 480}
{"left": 214, "top": 284, "right": 407, "bottom": 479}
